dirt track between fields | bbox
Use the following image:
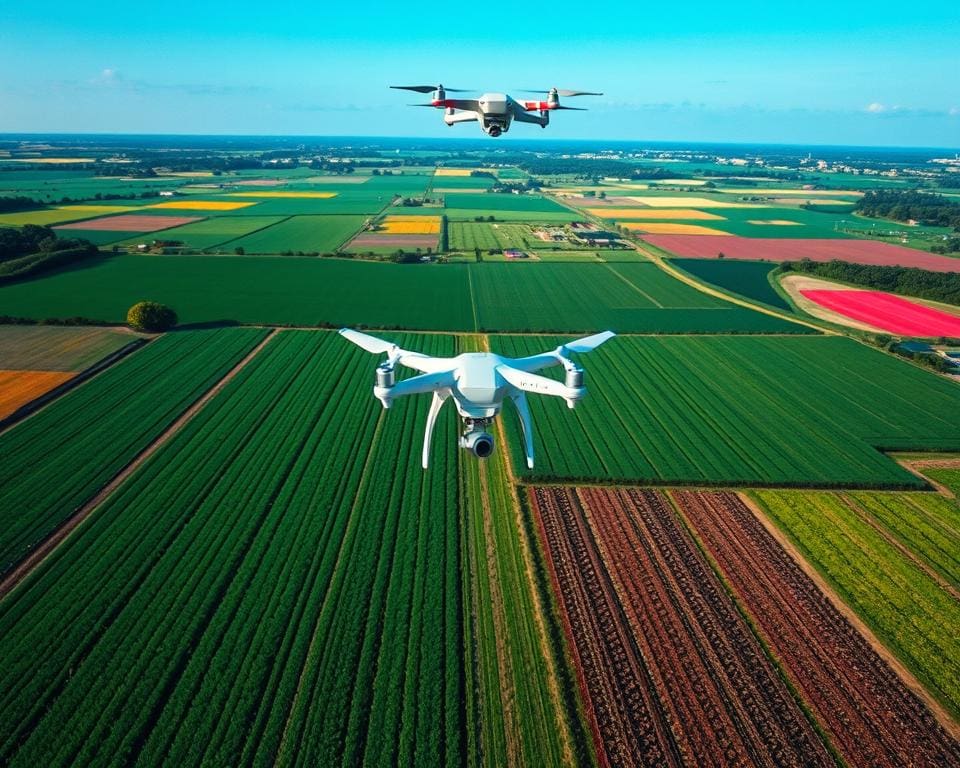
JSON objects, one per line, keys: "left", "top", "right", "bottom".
{"left": 0, "top": 329, "right": 278, "bottom": 601}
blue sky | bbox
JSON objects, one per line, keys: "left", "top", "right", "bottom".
{"left": 1, "top": 1, "right": 957, "bottom": 147}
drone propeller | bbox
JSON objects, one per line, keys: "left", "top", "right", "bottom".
{"left": 562, "top": 330, "right": 617, "bottom": 354}
{"left": 553, "top": 106, "right": 587, "bottom": 111}
{"left": 408, "top": 103, "right": 439, "bottom": 107}
{"left": 390, "top": 84, "right": 471, "bottom": 93}
{"left": 517, "top": 89, "right": 603, "bottom": 97}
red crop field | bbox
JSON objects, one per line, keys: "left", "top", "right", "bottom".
{"left": 643, "top": 235, "right": 960, "bottom": 271}
{"left": 801, "top": 289, "right": 960, "bottom": 336}
{"left": 672, "top": 490, "right": 960, "bottom": 768}
{"left": 529, "top": 485, "right": 832, "bottom": 768}
{"left": 55, "top": 214, "right": 202, "bottom": 232}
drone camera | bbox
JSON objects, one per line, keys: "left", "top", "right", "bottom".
{"left": 460, "top": 430, "right": 495, "bottom": 459}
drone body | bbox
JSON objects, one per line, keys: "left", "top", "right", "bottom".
{"left": 339, "top": 328, "right": 616, "bottom": 468}
{"left": 390, "top": 84, "right": 602, "bottom": 137}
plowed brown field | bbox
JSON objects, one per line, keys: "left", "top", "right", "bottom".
{"left": 530, "top": 486, "right": 832, "bottom": 768}
{"left": 672, "top": 490, "right": 960, "bottom": 768}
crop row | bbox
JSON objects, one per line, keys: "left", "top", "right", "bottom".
{"left": 529, "top": 486, "right": 832, "bottom": 767}
{"left": 0, "top": 330, "right": 465, "bottom": 767}
{"left": 673, "top": 490, "right": 960, "bottom": 767}
{"left": 496, "top": 335, "right": 960, "bottom": 487}
{"left": 457, "top": 336, "right": 593, "bottom": 768}
{"left": 0, "top": 327, "right": 267, "bottom": 574}
{"left": 753, "top": 490, "right": 960, "bottom": 720}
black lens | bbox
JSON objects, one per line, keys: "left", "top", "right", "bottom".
{"left": 474, "top": 437, "right": 493, "bottom": 458}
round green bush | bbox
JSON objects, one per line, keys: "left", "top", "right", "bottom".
{"left": 127, "top": 301, "right": 178, "bottom": 332}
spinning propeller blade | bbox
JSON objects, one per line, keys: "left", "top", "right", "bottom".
{"left": 517, "top": 89, "right": 603, "bottom": 97}
{"left": 553, "top": 106, "right": 587, "bottom": 111}
{"left": 390, "top": 84, "right": 471, "bottom": 93}
{"left": 563, "top": 331, "right": 616, "bottom": 353}
{"left": 339, "top": 328, "right": 396, "bottom": 355}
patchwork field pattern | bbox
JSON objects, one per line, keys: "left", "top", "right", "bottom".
{"left": 497, "top": 335, "right": 960, "bottom": 486}
{"left": 0, "top": 331, "right": 467, "bottom": 768}
{"left": 55, "top": 214, "right": 202, "bottom": 232}
{"left": 122, "top": 215, "right": 286, "bottom": 250}
{"left": 530, "top": 486, "right": 834, "bottom": 767}
{"left": 800, "top": 290, "right": 960, "bottom": 336}
{"left": 0, "top": 328, "right": 266, "bottom": 575}
{"left": 674, "top": 490, "right": 960, "bottom": 767}
{"left": 643, "top": 235, "right": 960, "bottom": 271}
{"left": 145, "top": 201, "right": 257, "bottom": 211}
{"left": 226, "top": 215, "right": 366, "bottom": 253}
{"left": 754, "top": 490, "right": 960, "bottom": 719}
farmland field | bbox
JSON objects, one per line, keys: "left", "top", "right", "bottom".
{"left": 439, "top": 193, "right": 569, "bottom": 213}
{"left": 643, "top": 235, "right": 960, "bottom": 271}
{"left": 0, "top": 257, "right": 805, "bottom": 333}
{"left": 672, "top": 490, "right": 960, "bottom": 767}
{"left": 119, "top": 215, "right": 287, "bottom": 250}
{"left": 671, "top": 258, "right": 791, "bottom": 310}
{"left": 800, "top": 290, "right": 960, "bottom": 336}
{"left": 0, "top": 370, "right": 75, "bottom": 419}
{"left": 0, "top": 325, "right": 133, "bottom": 370}
{"left": 530, "top": 486, "right": 833, "bottom": 767}
{"left": 0, "top": 330, "right": 472, "bottom": 767}
{"left": 753, "top": 490, "right": 960, "bottom": 719}
{"left": 449, "top": 222, "right": 536, "bottom": 251}
{"left": 496, "top": 335, "right": 960, "bottom": 486}
{"left": 0, "top": 328, "right": 267, "bottom": 575}
{"left": 221, "top": 215, "right": 366, "bottom": 253}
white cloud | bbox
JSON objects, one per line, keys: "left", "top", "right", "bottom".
{"left": 866, "top": 102, "right": 886, "bottom": 113}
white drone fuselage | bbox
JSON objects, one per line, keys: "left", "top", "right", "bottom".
{"left": 340, "top": 328, "right": 615, "bottom": 470}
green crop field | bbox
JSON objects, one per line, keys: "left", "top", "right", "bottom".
{"left": 694, "top": 207, "right": 853, "bottom": 238}
{"left": 448, "top": 222, "right": 535, "bottom": 251}
{"left": 0, "top": 328, "right": 266, "bottom": 574}
{"left": 116, "top": 215, "right": 286, "bottom": 250}
{"left": 439, "top": 193, "right": 569, "bottom": 213}
{"left": 445, "top": 208, "right": 580, "bottom": 223}
{"left": 216, "top": 215, "right": 366, "bottom": 253}
{"left": 671, "top": 258, "right": 792, "bottom": 310}
{"left": 754, "top": 490, "right": 960, "bottom": 719}
{"left": 495, "top": 335, "right": 960, "bottom": 487}
{"left": 0, "top": 331, "right": 466, "bottom": 766}
{"left": 925, "top": 467, "right": 960, "bottom": 496}
{"left": 0, "top": 256, "right": 805, "bottom": 333}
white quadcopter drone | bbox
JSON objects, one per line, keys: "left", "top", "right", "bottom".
{"left": 390, "top": 84, "right": 603, "bottom": 137}
{"left": 340, "top": 328, "right": 616, "bottom": 468}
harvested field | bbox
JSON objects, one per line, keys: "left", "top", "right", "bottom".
{"left": 747, "top": 219, "right": 803, "bottom": 225}
{"left": 621, "top": 223, "right": 731, "bottom": 235}
{"left": 801, "top": 290, "right": 960, "bottom": 336}
{"left": 227, "top": 191, "right": 337, "bottom": 198}
{"left": 643, "top": 235, "right": 960, "bottom": 271}
{"left": 144, "top": 201, "right": 257, "bottom": 211}
{"left": 0, "top": 371, "right": 75, "bottom": 420}
{"left": 434, "top": 168, "right": 475, "bottom": 176}
{"left": 624, "top": 196, "right": 767, "bottom": 208}
{"left": 674, "top": 490, "right": 960, "bottom": 767}
{"left": 0, "top": 325, "right": 133, "bottom": 371}
{"left": 530, "top": 485, "right": 833, "bottom": 768}
{"left": 586, "top": 208, "right": 724, "bottom": 220}
{"left": 0, "top": 207, "right": 135, "bottom": 227}
{"left": 55, "top": 214, "right": 202, "bottom": 232}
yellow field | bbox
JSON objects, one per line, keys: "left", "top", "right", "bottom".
{"left": 586, "top": 208, "right": 724, "bottom": 220}
{"left": 719, "top": 188, "right": 863, "bottom": 196}
{"left": 146, "top": 201, "right": 257, "bottom": 211}
{"left": 624, "top": 196, "right": 767, "bottom": 208}
{"left": 0, "top": 370, "right": 74, "bottom": 420}
{"left": 227, "top": 191, "right": 338, "bottom": 199}
{"left": 653, "top": 179, "right": 709, "bottom": 186}
{"left": 748, "top": 219, "right": 803, "bottom": 226}
{"left": 621, "top": 223, "right": 732, "bottom": 235}
{"left": 379, "top": 215, "right": 441, "bottom": 234}
{"left": 435, "top": 168, "right": 477, "bottom": 177}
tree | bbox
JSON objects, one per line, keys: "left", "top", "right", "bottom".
{"left": 127, "top": 301, "right": 178, "bottom": 332}
{"left": 234, "top": 246, "right": 245, "bottom": 255}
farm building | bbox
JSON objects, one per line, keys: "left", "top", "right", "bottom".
{"left": 574, "top": 230, "right": 623, "bottom": 247}
{"left": 503, "top": 249, "right": 528, "bottom": 259}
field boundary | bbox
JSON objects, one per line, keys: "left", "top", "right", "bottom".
{"left": 0, "top": 328, "right": 279, "bottom": 601}
{"left": 0, "top": 336, "right": 149, "bottom": 436}
{"left": 738, "top": 491, "right": 960, "bottom": 739}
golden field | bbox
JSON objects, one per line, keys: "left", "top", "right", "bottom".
{"left": 621, "top": 223, "right": 732, "bottom": 235}
{"left": 379, "top": 216, "right": 441, "bottom": 234}
{"left": 0, "top": 370, "right": 75, "bottom": 419}
{"left": 146, "top": 201, "right": 257, "bottom": 211}
{"left": 624, "top": 196, "right": 767, "bottom": 208}
{"left": 747, "top": 219, "right": 803, "bottom": 226}
{"left": 434, "top": 168, "right": 476, "bottom": 177}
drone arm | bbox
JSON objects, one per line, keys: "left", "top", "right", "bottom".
{"left": 510, "top": 390, "right": 535, "bottom": 469}
{"left": 376, "top": 369, "right": 455, "bottom": 408}
{"left": 422, "top": 390, "right": 449, "bottom": 469}
{"left": 512, "top": 108, "right": 548, "bottom": 127}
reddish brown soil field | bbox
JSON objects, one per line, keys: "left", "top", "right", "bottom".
{"left": 643, "top": 235, "right": 960, "bottom": 272}
{"left": 55, "top": 214, "right": 202, "bottom": 232}
{"left": 530, "top": 486, "right": 832, "bottom": 768}
{"left": 672, "top": 490, "right": 960, "bottom": 768}
{"left": 347, "top": 233, "right": 439, "bottom": 248}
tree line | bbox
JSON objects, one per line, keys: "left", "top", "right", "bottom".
{"left": 855, "top": 190, "right": 960, "bottom": 230}
{"left": 0, "top": 225, "right": 98, "bottom": 283}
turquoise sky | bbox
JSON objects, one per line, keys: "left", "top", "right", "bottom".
{"left": 1, "top": 1, "right": 957, "bottom": 146}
